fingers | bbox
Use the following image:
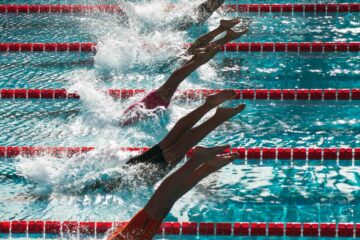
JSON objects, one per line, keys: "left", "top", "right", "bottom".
{"left": 220, "top": 18, "right": 241, "bottom": 29}
{"left": 219, "top": 152, "right": 239, "bottom": 163}
{"left": 216, "top": 153, "right": 239, "bottom": 168}
{"left": 207, "top": 144, "right": 230, "bottom": 155}
{"left": 237, "top": 104, "right": 246, "bottom": 111}
{"left": 206, "top": 43, "right": 221, "bottom": 53}
{"left": 193, "top": 144, "right": 229, "bottom": 157}
{"left": 204, "top": 152, "right": 239, "bottom": 172}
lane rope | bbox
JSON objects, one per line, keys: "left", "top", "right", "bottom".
{"left": 0, "top": 220, "right": 358, "bottom": 237}
{"left": 0, "top": 42, "right": 359, "bottom": 53}
{"left": 1, "top": 4, "right": 358, "bottom": 235}
{"left": 0, "top": 4, "right": 359, "bottom": 14}
{"left": 0, "top": 146, "right": 359, "bottom": 161}
{"left": 224, "top": 3, "right": 360, "bottom": 13}
{"left": 0, "top": 4, "right": 124, "bottom": 14}
{"left": 0, "top": 88, "right": 360, "bottom": 101}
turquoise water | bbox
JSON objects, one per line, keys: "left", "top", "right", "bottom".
{"left": 0, "top": 0, "right": 360, "bottom": 239}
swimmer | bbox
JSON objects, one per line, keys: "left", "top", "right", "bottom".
{"left": 165, "top": 0, "right": 231, "bottom": 30}
{"left": 170, "top": 0, "right": 227, "bottom": 30}
{"left": 123, "top": 0, "right": 227, "bottom": 31}
{"left": 82, "top": 91, "right": 243, "bottom": 192}
{"left": 107, "top": 145, "right": 238, "bottom": 240}
{"left": 121, "top": 18, "right": 249, "bottom": 125}
{"left": 126, "top": 90, "right": 245, "bottom": 170}
{"left": 186, "top": 18, "right": 250, "bottom": 55}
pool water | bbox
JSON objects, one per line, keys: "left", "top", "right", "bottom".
{"left": 0, "top": 0, "right": 359, "bottom": 239}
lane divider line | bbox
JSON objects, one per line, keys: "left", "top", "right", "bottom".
{"left": 0, "top": 4, "right": 358, "bottom": 14}
{"left": 0, "top": 88, "right": 360, "bottom": 101}
{"left": 0, "top": 221, "right": 358, "bottom": 237}
{"left": 0, "top": 42, "right": 97, "bottom": 52}
{"left": 224, "top": 3, "right": 360, "bottom": 13}
{"left": 0, "top": 146, "right": 358, "bottom": 161}
{"left": 0, "top": 4, "right": 124, "bottom": 14}
{"left": 0, "top": 42, "right": 359, "bottom": 53}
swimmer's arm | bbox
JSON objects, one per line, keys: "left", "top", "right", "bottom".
{"left": 171, "top": 152, "right": 238, "bottom": 202}
{"left": 172, "top": 164, "right": 214, "bottom": 201}
{"left": 144, "top": 160, "right": 219, "bottom": 221}
{"left": 187, "top": 26, "right": 224, "bottom": 54}
{"left": 144, "top": 148, "right": 237, "bottom": 221}
{"left": 144, "top": 159, "right": 202, "bottom": 220}
{"left": 163, "top": 58, "right": 204, "bottom": 85}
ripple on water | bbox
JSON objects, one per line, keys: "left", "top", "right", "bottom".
{"left": 0, "top": 0, "right": 360, "bottom": 230}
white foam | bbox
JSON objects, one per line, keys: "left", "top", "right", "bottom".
{"left": 14, "top": 148, "right": 140, "bottom": 195}
{"left": 67, "top": 70, "right": 123, "bottom": 123}
{"left": 90, "top": 0, "right": 193, "bottom": 73}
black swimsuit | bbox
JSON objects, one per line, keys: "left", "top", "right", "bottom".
{"left": 126, "top": 144, "right": 167, "bottom": 167}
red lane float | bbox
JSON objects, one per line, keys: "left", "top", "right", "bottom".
{"left": 0, "top": 221, "right": 358, "bottom": 237}
{"left": 224, "top": 3, "right": 360, "bottom": 13}
{"left": 0, "top": 4, "right": 124, "bottom": 14}
{"left": 227, "top": 42, "right": 360, "bottom": 52}
{"left": 0, "top": 42, "right": 97, "bottom": 52}
{"left": 0, "top": 4, "right": 358, "bottom": 14}
{"left": 1, "top": 88, "right": 360, "bottom": 101}
{"left": 0, "top": 42, "right": 359, "bottom": 53}
{"left": 1, "top": 146, "right": 359, "bottom": 161}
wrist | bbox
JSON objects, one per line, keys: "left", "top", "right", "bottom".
{"left": 216, "top": 25, "right": 225, "bottom": 32}
{"left": 185, "top": 157, "right": 203, "bottom": 170}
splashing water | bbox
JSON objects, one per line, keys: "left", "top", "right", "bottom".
{"left": 92, "top": 0, "right": 204, "bottom": 73}
{"left": 91, "top": 0, "right": 228, "bottom": 73}
{"left": 14, "top": 147, "right": 156, "bottom": 195}
{"left": 11, "top": 0, "right": 230, "bottom": 223}
{"left": 67, "top": 70, "right": 124, "bottom": 124}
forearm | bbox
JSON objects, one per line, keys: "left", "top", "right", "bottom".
{"left": 188, "top": 26, "right": 224, "bottom": 53}
{"left": 148, "top": 165, "right": 213, "bottom": 217}
{"left": 198, "top": 27, "right": 224, "bottom": 43}
{"left": 165, "top": 59, "right": 202, "bottom": 83}
{"left": 144, "top": 160, "right": 200, "bottom": 220}
{"left": 173, "top": 165, "right": 213, "bottom": 201}
{"left": 169, "top": 102, "right": 213, "bottom": 134}
{"left": 213, "top": 29, "right": 248, "bottom": 46}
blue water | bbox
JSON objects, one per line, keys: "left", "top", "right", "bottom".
{"left": 0, "top": 0, "right": 359, "bottom": 239}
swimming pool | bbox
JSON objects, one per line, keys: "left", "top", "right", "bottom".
{"left": 0, "top": 0, "right": 359, "bottom": 239}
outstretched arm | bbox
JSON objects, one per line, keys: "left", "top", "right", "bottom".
{"left": 187, "top": 18, "right": 241, "bottom": 55}
{"left": 174, "top": 0, "right": 226, "bottom": 31}
{"left": 159, "top": 90, "right": 236, "bottom": 150}
{"left": 107, "top": 145, "right": 237, "bottom": 240}
{"left": 144, "top": 145, "right": 237, "bottom": 220}
{"left": 158, "top": 44, "right": 221, "bottom": 99}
